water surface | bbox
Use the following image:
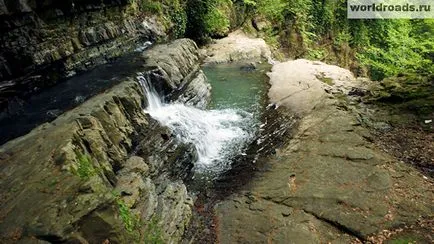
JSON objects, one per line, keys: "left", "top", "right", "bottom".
{"left": 139, "top": 62, "right": 271, "bottom": 180}
{"left": 0, "top": 53, "right": 146, "bottom": 145}
{"left": 204, "top": 63, "right": 270, "bottom": 118}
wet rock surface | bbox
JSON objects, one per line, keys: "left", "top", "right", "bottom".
{"left": 142, "top": 39, "right": 211, "bottom": 109}
{"left": 0, "top": 39, "right": 209, "bottom": 243}
{"left": 215, "top": 59, "right": 433, "bottom": 243}
{"left": 0, "top": 39, "right": 210, "bottom": 145}
{"left": 0, "top": 53, "right": 147, "bottom": 145}
{"left": 0, "top": 0, "right": 167, "bottom": 111}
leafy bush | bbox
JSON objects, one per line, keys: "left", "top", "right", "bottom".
{"left": 139, "top": 0, "right": 163, "bottom": 14}
{"left": 306, "top": 48, "right": 326, "bottom": 60}
{"left": 256, "top": 0, "right": 286, "bottom": 23}
{"left": 358, "top": 20, "right": 434, "bottom": 80}
{"left": 170, "top": 7, "right": 188, "bottom": 38}
{"left": 185, "top": 0, "right": 233, "bottom": 43}
{"left": 185, "top": 0, "right": 211, "bottom": 44}
{"left": 205, "top": 0, "right": 231, "bottom": 37}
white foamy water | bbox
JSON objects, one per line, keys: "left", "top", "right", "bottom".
{"left": 137, "top": 74, "right": 255, "bottom": 172}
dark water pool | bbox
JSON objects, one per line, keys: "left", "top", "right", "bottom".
{"left": 0, "top": 53, "right": 146, "bottom": 145}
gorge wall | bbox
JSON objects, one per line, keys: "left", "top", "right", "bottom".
{"left": 0, "top": 39, "right": 209, "bottom": 243}
{"left": 0, "top": 0, "right": 167, "bottom": 111}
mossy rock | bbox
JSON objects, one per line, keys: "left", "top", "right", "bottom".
{"left": 366, "top": 73, "right": 434, "bottom": 115}
{"left": 315, "top": 74, "right": 334, "bottom": 86}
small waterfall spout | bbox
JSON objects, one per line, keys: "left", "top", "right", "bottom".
{"left": 137, "top": 74, "right": 255, "bottom": 173}
{"left": 137, "top": 73, "right": 162, "bottom": 110}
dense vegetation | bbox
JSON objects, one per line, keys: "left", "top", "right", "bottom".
{"left": 141, "top": 0, "right": 433, "bottom": 115}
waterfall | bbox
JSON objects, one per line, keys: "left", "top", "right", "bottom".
{"left": 137, "top": 74, "right": 255, "bottom": 173}
{"left": 137, "top": 73, "right": 162, "bottom": 109}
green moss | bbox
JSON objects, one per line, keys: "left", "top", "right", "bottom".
{"left": 10, "top": 185, "right": 20, "bottom": 193}
{"left": 74, "top": 151, "right": 96, "bottom": 179}
{"left": 117, "top": 200, "right": 139, "bottom": 233}
{"left": 333, "top": 92, "right": 350, "bottom": 110}
{"left": 366, "top": 74, "right": 434, "bottom": 115}
{"left": 143, "top": 216, "right": 164, "bottom": 244}
{"left": 388, "top": 237, "right": 418, "bottom": 244}
{"left": 116, "top": 198, "right": 164, "bottom": 243}
{"left": 48, "top": 178, "right": 59, "bottom": 188}
{"left": 139, "top": 0, "right": 163, "bottom": 14}
{"left": 323, "top": 77, "right": 334, "bottom": 86}
{"left": 316, "top": 74, "right": 334, "bottom": 85}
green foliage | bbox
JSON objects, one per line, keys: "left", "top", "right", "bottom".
{"left": 389, "top": 237, "right": 418, "bottom": 244}
{"left": 185, "top": 0, "right": 233, "bottom": 43}
{"left": 115, "top": 194, "right": 164, "bottom": 243}
{"left": 139, "top": 0, "right": 163, "bottom": 14}
{"left": 334, "top": 30, "right": 352, "bottom": 48}
{"left": 256, "top": 0, "right": 286, "bottom": 23}
{"left": 316, "top": 74, "right": 334, "bottom": 86}
{"left": 204, "top": 0, "right": 231, "bottom": 37}
{"left": 242, "top": 0, "right": 257, "bottom": 6}
{"left": 74, "top": 151, "right": 96, "bottom": 179}
{"left": 262, "top": 26, "right": 280, "bottom": 48}
{"left": 310, "top": 0, "right": 335, "bottom": 35}
{"left": 358, "top": 20, "right": 434, "bottom": 80}
{"left": 117, "top": 200, "right": 139, "bottom": 233}
{"left": 170, "top": 7, "right": 188, "bottom": 38}
{"left": 348, "top": 20, "right": 370, "bottom": 46}
{"left": 286, "top": 0, "right": 312, "bottom": 20}
{"left": 185, "top": 0, "right": 211, "bottom": 44}
{"left": 143, "top": 216, "right": 164, "bottom": 244}
{"left": 306, "top": 48, "right": 326, "bottom": 60}
{"left": 139, "top": 0, "right": 187, "bottom": 39}
{"left": 163, "top": 0, "right": 187, "bottom": 38}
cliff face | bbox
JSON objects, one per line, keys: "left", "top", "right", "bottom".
{"left": 0, "top": 0, "right": 167, "bottom": 111}
{"left": 0, "top": 39, "right": 210, "bottom": 243}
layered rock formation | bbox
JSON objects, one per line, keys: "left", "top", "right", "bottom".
{"left": 142, "top": 39, "right": 210, "bottom": 108}
{"left": 0, "top": 39, "right": 210, "bottom": 243}
{"left": 0, "top": 0, "right": 167, "bottom": 111}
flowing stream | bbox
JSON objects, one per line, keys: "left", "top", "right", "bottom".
{"left": 137, "top": 63, "right": 270, "bottom": 177}
{"left": 0, "top": 53, "right": 146, "bottom": 145}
